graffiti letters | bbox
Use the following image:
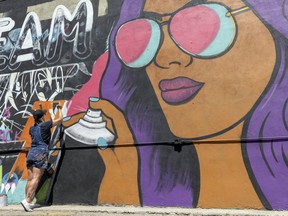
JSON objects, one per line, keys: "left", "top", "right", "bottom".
{"left": 0, "top": 0, "right": 93, "bottom": 72}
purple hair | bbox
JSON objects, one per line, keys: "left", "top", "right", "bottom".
{"left": 242, "top": 0, "right": 288, "bottom": 210}
{"left": 101, "top": 0, "right": 200, "bottom": 207}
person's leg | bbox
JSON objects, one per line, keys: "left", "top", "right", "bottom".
{"left": 25, "top": 167, "right": 33, "bottom": 201}
{"left": 22, "top": 150, "right": 48, "bottom": 211}
{"left": 26, "top": 166, "right": 45, "bottom": 203}
{"left": 21, "top": 167, "right": 35, "bottom": 212}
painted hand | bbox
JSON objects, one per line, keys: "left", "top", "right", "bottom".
{"left": 62, "top": 97, "right": 140, "bottom": 205}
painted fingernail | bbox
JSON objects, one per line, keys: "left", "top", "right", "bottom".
{"left": 90, "top": 97, "right": 100, "bottom": 102}
{"left": 97, "top": 137, "right": 108, "bottom": 150}
{"left": 63, "top": 116, "right": 71, "bottom": 122}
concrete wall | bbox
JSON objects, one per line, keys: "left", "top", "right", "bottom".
{"left": 0, "top": 0, "right": 287, "bottom": 210}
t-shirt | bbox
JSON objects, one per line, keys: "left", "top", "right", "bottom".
{"left": 30, "top": 120, "right": 53, "bottom": 145}
{"left": 40, "top": 120, "right": 53, "bottom": 144}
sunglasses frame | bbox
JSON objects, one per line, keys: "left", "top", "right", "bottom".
{"left": 115, "top": 2, "right": 251, "bottom": 68}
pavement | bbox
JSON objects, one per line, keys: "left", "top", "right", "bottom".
{"left": 1, "top": 205, "right": 288, "bottom": 216}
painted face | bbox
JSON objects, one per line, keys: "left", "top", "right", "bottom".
{"left": 116, "top": 0, "right": 276, "bottom": 138}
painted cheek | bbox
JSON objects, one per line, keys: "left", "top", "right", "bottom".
{"left": 170, "top": 5, "right": 220, "bottom": 55}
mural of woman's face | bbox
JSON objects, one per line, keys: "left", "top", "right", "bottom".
{"left": 143, "top": 0, "right": 276, "bottom": 138}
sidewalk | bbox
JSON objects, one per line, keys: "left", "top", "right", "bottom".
{"left": 1, "top": 205, "right": 288, "bottom": 216}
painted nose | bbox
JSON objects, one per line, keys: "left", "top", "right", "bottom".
{"left": 154, "top": 26, "right": 193, "bottom": 68}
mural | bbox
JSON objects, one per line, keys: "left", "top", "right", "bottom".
{"left": 0, "top": 0, "right": 288, "bottom": 210}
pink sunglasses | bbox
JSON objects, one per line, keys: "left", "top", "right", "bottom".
{"left": 115, "top": 3, "right": 250, "bottom": 68}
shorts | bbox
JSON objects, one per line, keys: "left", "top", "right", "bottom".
{"left": 26, "top": 146, "right": 49, "bottom": 169}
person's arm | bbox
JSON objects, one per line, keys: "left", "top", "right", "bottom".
{"left": 52, "top": 105, "right": 63, "bottom": 126}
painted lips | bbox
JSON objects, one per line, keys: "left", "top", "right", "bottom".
{"left": 159, "top": 77, "right": 204, "bottom": 105}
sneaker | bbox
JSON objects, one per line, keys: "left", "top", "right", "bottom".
{"left": 30, "top": 202, "right": 41, "bottom": 209}
{"left": 20, "top": 199, "right": 33, "bottom": 212}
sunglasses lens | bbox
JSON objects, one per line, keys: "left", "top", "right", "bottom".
{"left": 115, "top": 19, "right": 161, "bottom": 68}
{"left": 170, "top": 4, "right": 236, "bottom": 58}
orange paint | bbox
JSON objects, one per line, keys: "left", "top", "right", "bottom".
{"left": 143, "top": 0, "right": 275, "bottom": 208}
{"left": 194, "top": 123, "right": 263, "bottom": 208}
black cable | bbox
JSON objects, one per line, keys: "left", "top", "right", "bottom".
{"left": 0, "top": 135, "right": 288, "bottom": 155}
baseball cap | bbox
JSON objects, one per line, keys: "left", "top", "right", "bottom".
{"left": 33, "top": 109, "right": 47, "bottom": 121}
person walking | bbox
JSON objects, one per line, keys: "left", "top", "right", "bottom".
{"left": 21, "top": 105, "right": 63, "bottom": 212}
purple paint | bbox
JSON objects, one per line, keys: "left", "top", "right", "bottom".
{"left": 101, "top": 0, "right": 288, "bottom": 209}
{"left": 243, "top": 0, "right": 288, "bottom": 210}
